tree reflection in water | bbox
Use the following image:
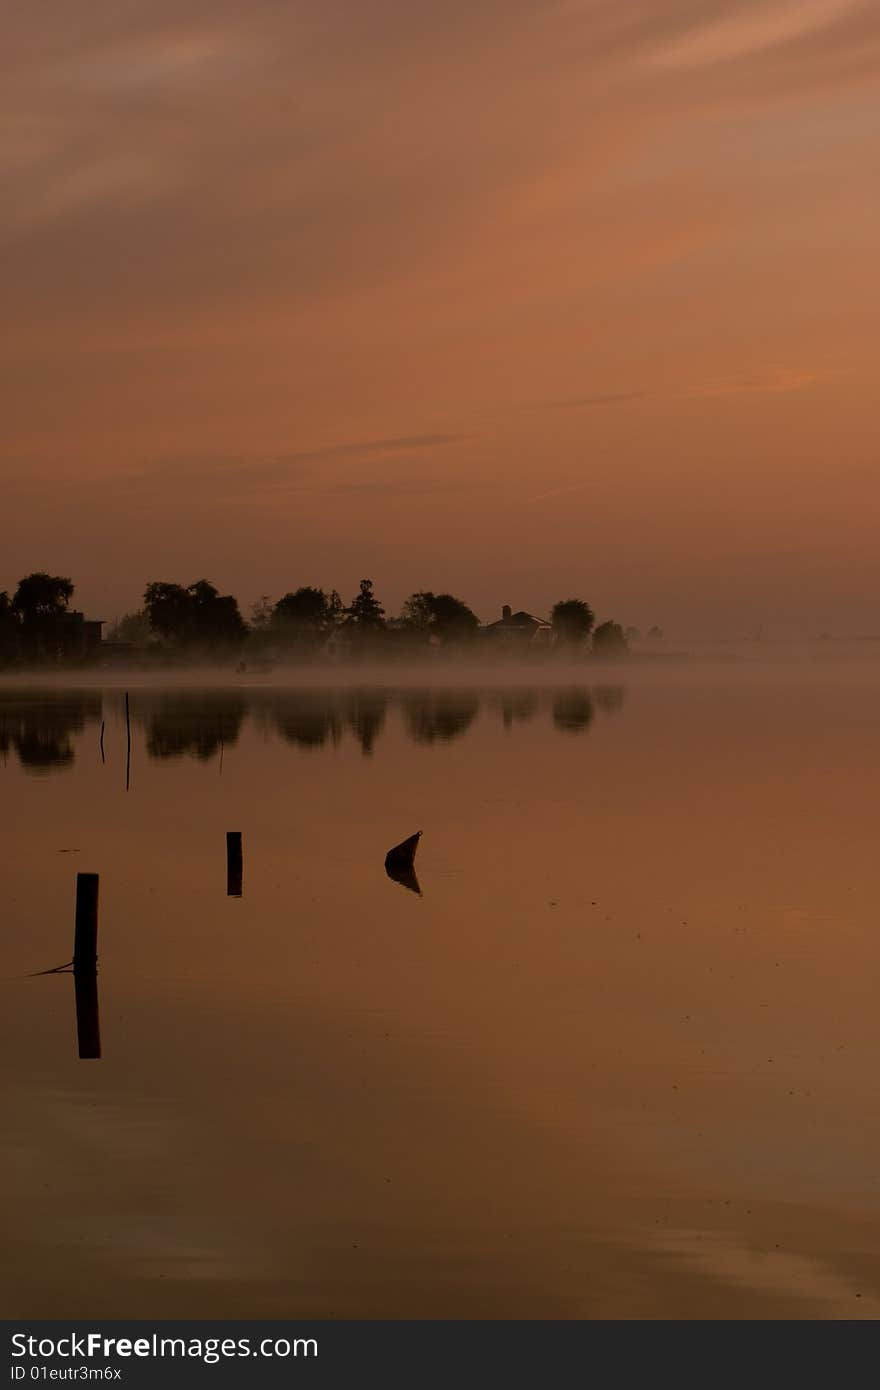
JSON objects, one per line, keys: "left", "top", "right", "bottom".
{"left": 0, "top": 683, "right": 627, "bottom": 773}
{"left": 141, "top": 692, "right": 246, "bottom": 761}
{"left": 0, "top": 690, "right": 102, "bottom": 774}
{"left": 401, "top": 690, "right": 480, "bottom": 744}
{"left": 551, "top": 688, "right": 595, "bottom": 734}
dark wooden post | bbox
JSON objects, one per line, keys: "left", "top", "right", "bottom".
{"left": 73, "top": 872, "right": 99, "bottom": 972}
{"left": 73, "top": 872, "right": 100, "bottom": 1059}
{"left": 227, "top": 831, "right": 243, "bottom": 897}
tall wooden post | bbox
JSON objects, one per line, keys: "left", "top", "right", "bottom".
{"left": 73, "top": 872, "right": 101, "bottom": 1059}
{"left": 73, "top": 872, "right": 99, "bottom": 972}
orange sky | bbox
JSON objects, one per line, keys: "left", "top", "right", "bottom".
{"left": 2, "top": 0, "right": 878, "bottom": 635}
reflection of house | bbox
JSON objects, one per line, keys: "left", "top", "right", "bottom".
{"left": 484, "top": 604, "right": 553, "bottom": 644}
{"left": 54, "top": 612, "right": 105, "bottom": 659}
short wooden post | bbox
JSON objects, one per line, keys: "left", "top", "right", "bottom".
{"left": 227, "top": 831, "right": 243, "bottom": 897}
{"left": 73, "top": 872, "right": 99, "bottom": 972}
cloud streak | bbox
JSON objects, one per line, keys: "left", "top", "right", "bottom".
{"left": 647, "top": 0, "right": 868, "bottom": 69}
{"left": 525, "top": 392, "right": 647, "bottom": 412}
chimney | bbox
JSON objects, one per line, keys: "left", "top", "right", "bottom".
{"left": 502, "top": 604, "right": 512, "bottom": 622}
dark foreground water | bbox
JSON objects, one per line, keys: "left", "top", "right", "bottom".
{"left": 2, "top": 673, "right": 880, "bottom": 1318}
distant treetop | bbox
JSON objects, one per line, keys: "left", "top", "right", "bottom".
{"left": 592, "top": 620, "right": 628, "bottom": 656}
{"left": 143, "top": 580, "right": 245, "bottom": 647}
{"left": 13, "top": 572, "right": 74, "bottom": 623}
{"left": 400, "top": 591, "right": 479, "bottom": 641}
{"left": 272, "top": 587, "right": 341, "bottom": 635}
{"left": 345, "top": 579, "right": 386, "bottom": 630}
{"left": 551, "top": 598, "right": 595, "bottom": 643}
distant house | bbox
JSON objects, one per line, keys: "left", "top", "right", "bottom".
{"left": 322, "top": 626, "right": 354, "bottom": 661}
{"left": 53, "top": 612, "right": 105, "bottom": 660}
{"left": 484, "top": 604, "right": 553, "bottom": 644}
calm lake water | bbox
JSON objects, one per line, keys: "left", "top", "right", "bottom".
{"left": 2, "top": 670, "right": 880, "bottom": 1318}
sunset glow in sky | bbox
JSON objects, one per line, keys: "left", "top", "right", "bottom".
{"left": 3, "top": 0, "right": 878, "bottom": 634}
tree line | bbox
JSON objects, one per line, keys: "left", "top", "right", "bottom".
{"left": 135, "top": 579, "right": 632, "bottom": 651}
{"left": 0, "top": 571, "right": 653, "bottom": 663}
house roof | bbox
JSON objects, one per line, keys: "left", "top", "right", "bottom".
{"left": 485, "top": 610, "right": 550, "bottom": 631}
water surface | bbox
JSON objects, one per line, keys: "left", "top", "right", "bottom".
{"left": 2, "top": 675, "right": 879, "bottom": 1318}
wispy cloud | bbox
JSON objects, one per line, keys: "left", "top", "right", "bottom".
{"left": 132, "top": 432, "right": 474, "bottom": 484}
{"left": 524, "top": 392, "right": 647, "bottom": 412}
{"left": 647, "top": 0, "right": 867, "bottom": 70}
{"left": 523, "top": 365, "right": 829, "bottom": 502}
{"left": 682, "top": 367, "right": 828, "bottom": 399}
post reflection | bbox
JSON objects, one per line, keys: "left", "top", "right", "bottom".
{"left": 74, "top": 969, "right": 101, "bottom": 1060}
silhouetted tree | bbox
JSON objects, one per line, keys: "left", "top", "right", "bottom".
{"left": 249, "top": 596, "right": 274, "bottom": 630}
{"left": 272, "top": 587, "right": 340, "bottom": 640}
{"left": 188, "top": 580, "right": 246, "bottom": 644}
{"left": 9, "top": 572, "right": 77, "bottom": 657}
{"left": 345, "top": 579, "right": 385, "bottom": 631}
{"left": 400, "top": 591, "right": 480, "bottom": 643}
{"left": 592, "top": 621, "right": 628, "bottom": 656}
{"left": 12, "top": 572, "right": 74, "bottom": 626}
{"left": 143, "top": 582, "right": 191, "bottom": 641}
{"left": 0, "top": 592, "right": 19, "bottom": 660}
{"left": 551, "top": 598, "right": 595, "bottom": 644}
{"left": 107, "top": 610, "right": 152, "bottom": 644}
{"left": 552, "top": 688, "right": 594, "bottom": 733}
{"left": 647, "top": 626, "right": 664, "bottom": 640}
{"left": 144, "top": 580, "right": 245, "bottom": 648}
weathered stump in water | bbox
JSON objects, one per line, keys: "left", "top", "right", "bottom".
{"left": 227, "top": 831, "right": 243, "bottom": 897}
{"left": 385, "top": 832, "right": 422, "bottom": 894}
{"left": 385, "top": 831, "right": 421, "bottom": 871}
{"left": 73, "top": 872, "right": 99, "bottom": 972}
{"left": 386, "top": 861, "right": 422, "bottom": 895}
